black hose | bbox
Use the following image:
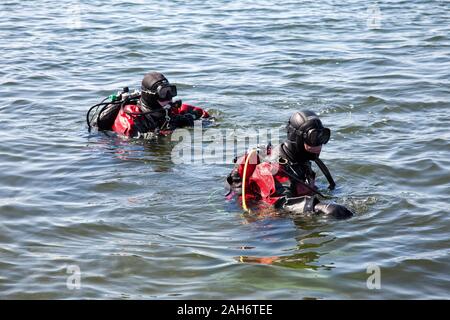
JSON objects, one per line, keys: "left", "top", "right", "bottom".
{"left": 314, "top": 158, "right": 336, "bottom": 190}
{"left": 86, "top": 94, "right": 144, "bottom": 132}
{"left": 86, "top": 103, "right": 108, "bottom": 131}
{"left": 86, "top": 100, "right": 122, "bottom": 131}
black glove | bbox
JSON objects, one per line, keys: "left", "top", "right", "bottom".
{"left": 280, "top": 197, "right": 353, "bottom": 219}
{"left": 169, "top": 114, "right": 195, "bottom": 128}
{"left": 278, "top": 196, "right": 316, "bottom": 211}
{"left": 314, "top": 202, "right": 354, "bottom": 219}
{"left": 171, "top": 99, "right": 183, "bottom": 109}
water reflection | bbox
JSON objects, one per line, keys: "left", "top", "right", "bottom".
{"left": 87, "top": 131, "right": 176, "bottom": 172}
{"left": 236, "top": 209, "right": 336, "bottom": 270}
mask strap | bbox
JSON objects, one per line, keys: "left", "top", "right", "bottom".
{"left": 141, "top": 89, "right": 157, "bottom": 96}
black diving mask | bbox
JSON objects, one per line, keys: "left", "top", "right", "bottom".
{"left": 142, "top": 83, "right": 177, "bottom": 100}
{"left": 303, "top": 127, "right": 331, "bottom": 146}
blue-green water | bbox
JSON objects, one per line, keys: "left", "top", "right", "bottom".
{"left": 0, "top": 0, "right": 449, "bottom": 299}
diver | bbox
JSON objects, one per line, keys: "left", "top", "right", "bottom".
{"left": 87, "top": 72, "right": 210, "bottom": 138}
{"left": 227, "top": 110, "right": 353, "bottom": 219}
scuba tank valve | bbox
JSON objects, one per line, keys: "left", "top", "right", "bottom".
{"left": 108, "top": 87, "right": 140, "bottom": 103}
{"left": 108, "top": 87, "right": 129, "bottom": 102}
{"left": 121, "top": 88, "right": 140, "bottom": 101}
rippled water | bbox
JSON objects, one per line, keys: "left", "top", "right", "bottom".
{"left": 1, "top": 0, "right": 449, "bottom": 299}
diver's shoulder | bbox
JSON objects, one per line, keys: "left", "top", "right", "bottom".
{"left": 122, "top": 104, "right": 141, "bottom": 113}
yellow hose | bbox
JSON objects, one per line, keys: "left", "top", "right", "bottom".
{"left": 242, "top": 149, "right": 257, "bottom": 212}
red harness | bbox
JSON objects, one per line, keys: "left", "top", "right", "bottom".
{"left": 234, "top": 152, "right": 316, "bottom": 206}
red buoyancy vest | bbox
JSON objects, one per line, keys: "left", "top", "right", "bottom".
{"left": 234, "top": 152, "right": 316, "bottom": 206}
{"left": 111, "top": 104, "right": 141, "bottom": 136}
{"left": 111, "top": 103, "right": 209, "bottom": 137}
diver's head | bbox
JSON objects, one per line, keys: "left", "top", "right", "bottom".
{"left": 284, "top": 110, "right": 330, "bottom": 161}
{"left": 140, "top": 72, "right": 177, "bottom": 110}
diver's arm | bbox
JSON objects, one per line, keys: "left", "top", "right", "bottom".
{"left": 178, "top": 103, "right": 210, "bottom": 119}
{"left": 167, "top": 102, "right": 209, "bottom": 129}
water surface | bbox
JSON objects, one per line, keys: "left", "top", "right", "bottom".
{"left": 0, "top": 0, "right": 449, "bottom": 299}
